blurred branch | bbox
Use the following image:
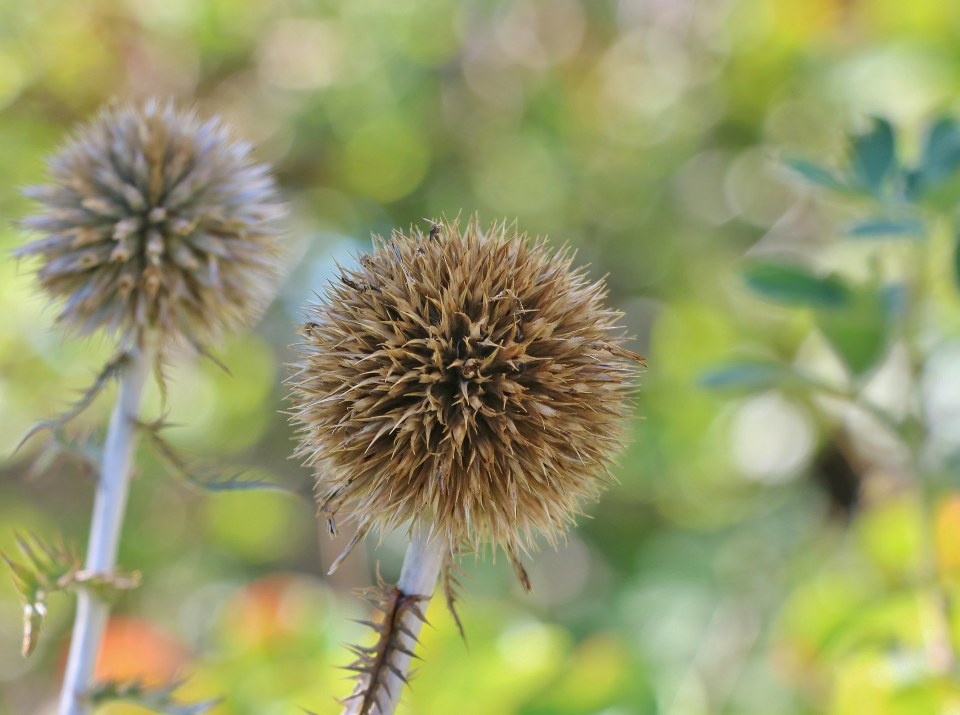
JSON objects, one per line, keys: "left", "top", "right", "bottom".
{"left": 86, "top": 679, "right": 220, "bottom": 715}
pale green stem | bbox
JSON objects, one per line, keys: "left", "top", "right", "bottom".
{"left": 57, "top": 332, "right": 157, "bottom": 715}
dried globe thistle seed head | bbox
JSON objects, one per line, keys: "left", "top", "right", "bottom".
{"left": 290, "top": 217, "right": 640, "bottom": 571}
{"left": 16, "top": 100, "right": 286, "bottom": 343}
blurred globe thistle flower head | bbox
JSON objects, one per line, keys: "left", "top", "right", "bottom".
{"left": 291, "top": 217, "right": 640, "bottom": 578}
{"left": 16, "top": 99, "right": 286, "bottom": 343}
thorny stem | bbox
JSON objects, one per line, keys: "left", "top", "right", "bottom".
{"left": 58, "top": 332, "right": 158, "bottom": 715}
{"left": 344, "top": 527, "right": 445, "bottom": 715}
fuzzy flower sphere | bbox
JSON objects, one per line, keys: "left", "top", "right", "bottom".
{"left": 17, "top": 100, "right": 285, "bottom": 343}
{"left": 291, "top": 218, "right": 639, "bottom": 574}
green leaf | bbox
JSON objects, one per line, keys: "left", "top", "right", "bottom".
{"left": 699, "top": 361, "right": 787, "bottom": 392}
{"left": 903, "top": 168, "right": 924, "bottom": 201}
{"left": 742, "top": 261, "right": 850, "bottom": 308}
{"left": 921, "top": 116, "right": 960, "bottom": 186}
{"left": 785, "top": 158, "right": 848, "bottom": 192}
{"left": 846, "top": 217, "right": 925, "bottom": 239}
{"left": 849, "top": 117, "right": 895, "bottom": 194}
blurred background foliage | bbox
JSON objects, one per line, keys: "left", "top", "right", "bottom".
{"left": 4, "top": 0, "right": 960, "bottom": 713}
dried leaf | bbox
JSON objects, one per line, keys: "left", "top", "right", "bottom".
{"left": 328, "top": 527, "right": 368, "bottom": 576}
{"left": 75, "top": 569, "right": 141, "bottom": 602}
{"left": 140, "top": 418, "right": 296, "bottom": 495}
{"left": 154, "top": 351, "right": 172, "bottom": 414}
{"left": 441, "top": 555, "right": 467, "bottom": 644}
{"left": 25, "top": 426, "right": 101, "bottom": 482}
{"left": 3, "top": 534, "right": 140, "bottom": 657}
{"left": 3, "top": 534, "right": 79, "bottom": 656}
{"left": 507, "top": 544, "right": 532, "bottom": 592}
{"left": 187, "top": 338, "right": 232, "bottom": 376}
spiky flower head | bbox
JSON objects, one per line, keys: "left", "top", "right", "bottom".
{"left": 16, "top": 100, "right": 285, "bottom": 343}
{"left": 291, "top": 218, "right": 639, "bottom": 579}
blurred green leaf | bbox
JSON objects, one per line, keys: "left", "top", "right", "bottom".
{"left": 699, "top": 361, "right": 788, "bottom": 391}
{"left": 742, "top": 261, "right": 850, "bottom": 308}
{"left": 857, "top": 495, "right": 924, "bottom": 582}
{"left": 850, "top": 117, "right": 895, "bottom": 194}
{"left": 903, "top": 168, "right": 924, "bottom": 202}
{"left": 889, "top": 680, "right": 960, "bottom": 715}
{"left": 920, "top": 116, "right": 960, "bottom": 186}
{"left": 785, "top": 158, "right": 849, "bottom": 192}
{"left": 904, "top": 116, "right": 960, "bottom": 207}
{"left": 846, "top": 217, "right": 925, "bottom": 239}
{"left": 879, "top": 283, "right": 908, "bottom": 321}
{"left": 777, "top": 572, "right": 873, "bottom": 665}
{"left": 817, "top": 287, "right": 889, "bottom": 377}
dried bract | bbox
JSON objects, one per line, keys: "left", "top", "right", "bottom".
{"left": 17, "top": 100, "right": 285, "bottom": 342}
{"left": 291, "top": 218, "right": 639, "bottom": 576}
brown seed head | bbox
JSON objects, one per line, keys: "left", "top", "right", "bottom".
{"left": 291, "top": 218, "right": 639, "bottom": 565}
{"left": 16, "top": 100, "right": 286, "bottom": 342}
